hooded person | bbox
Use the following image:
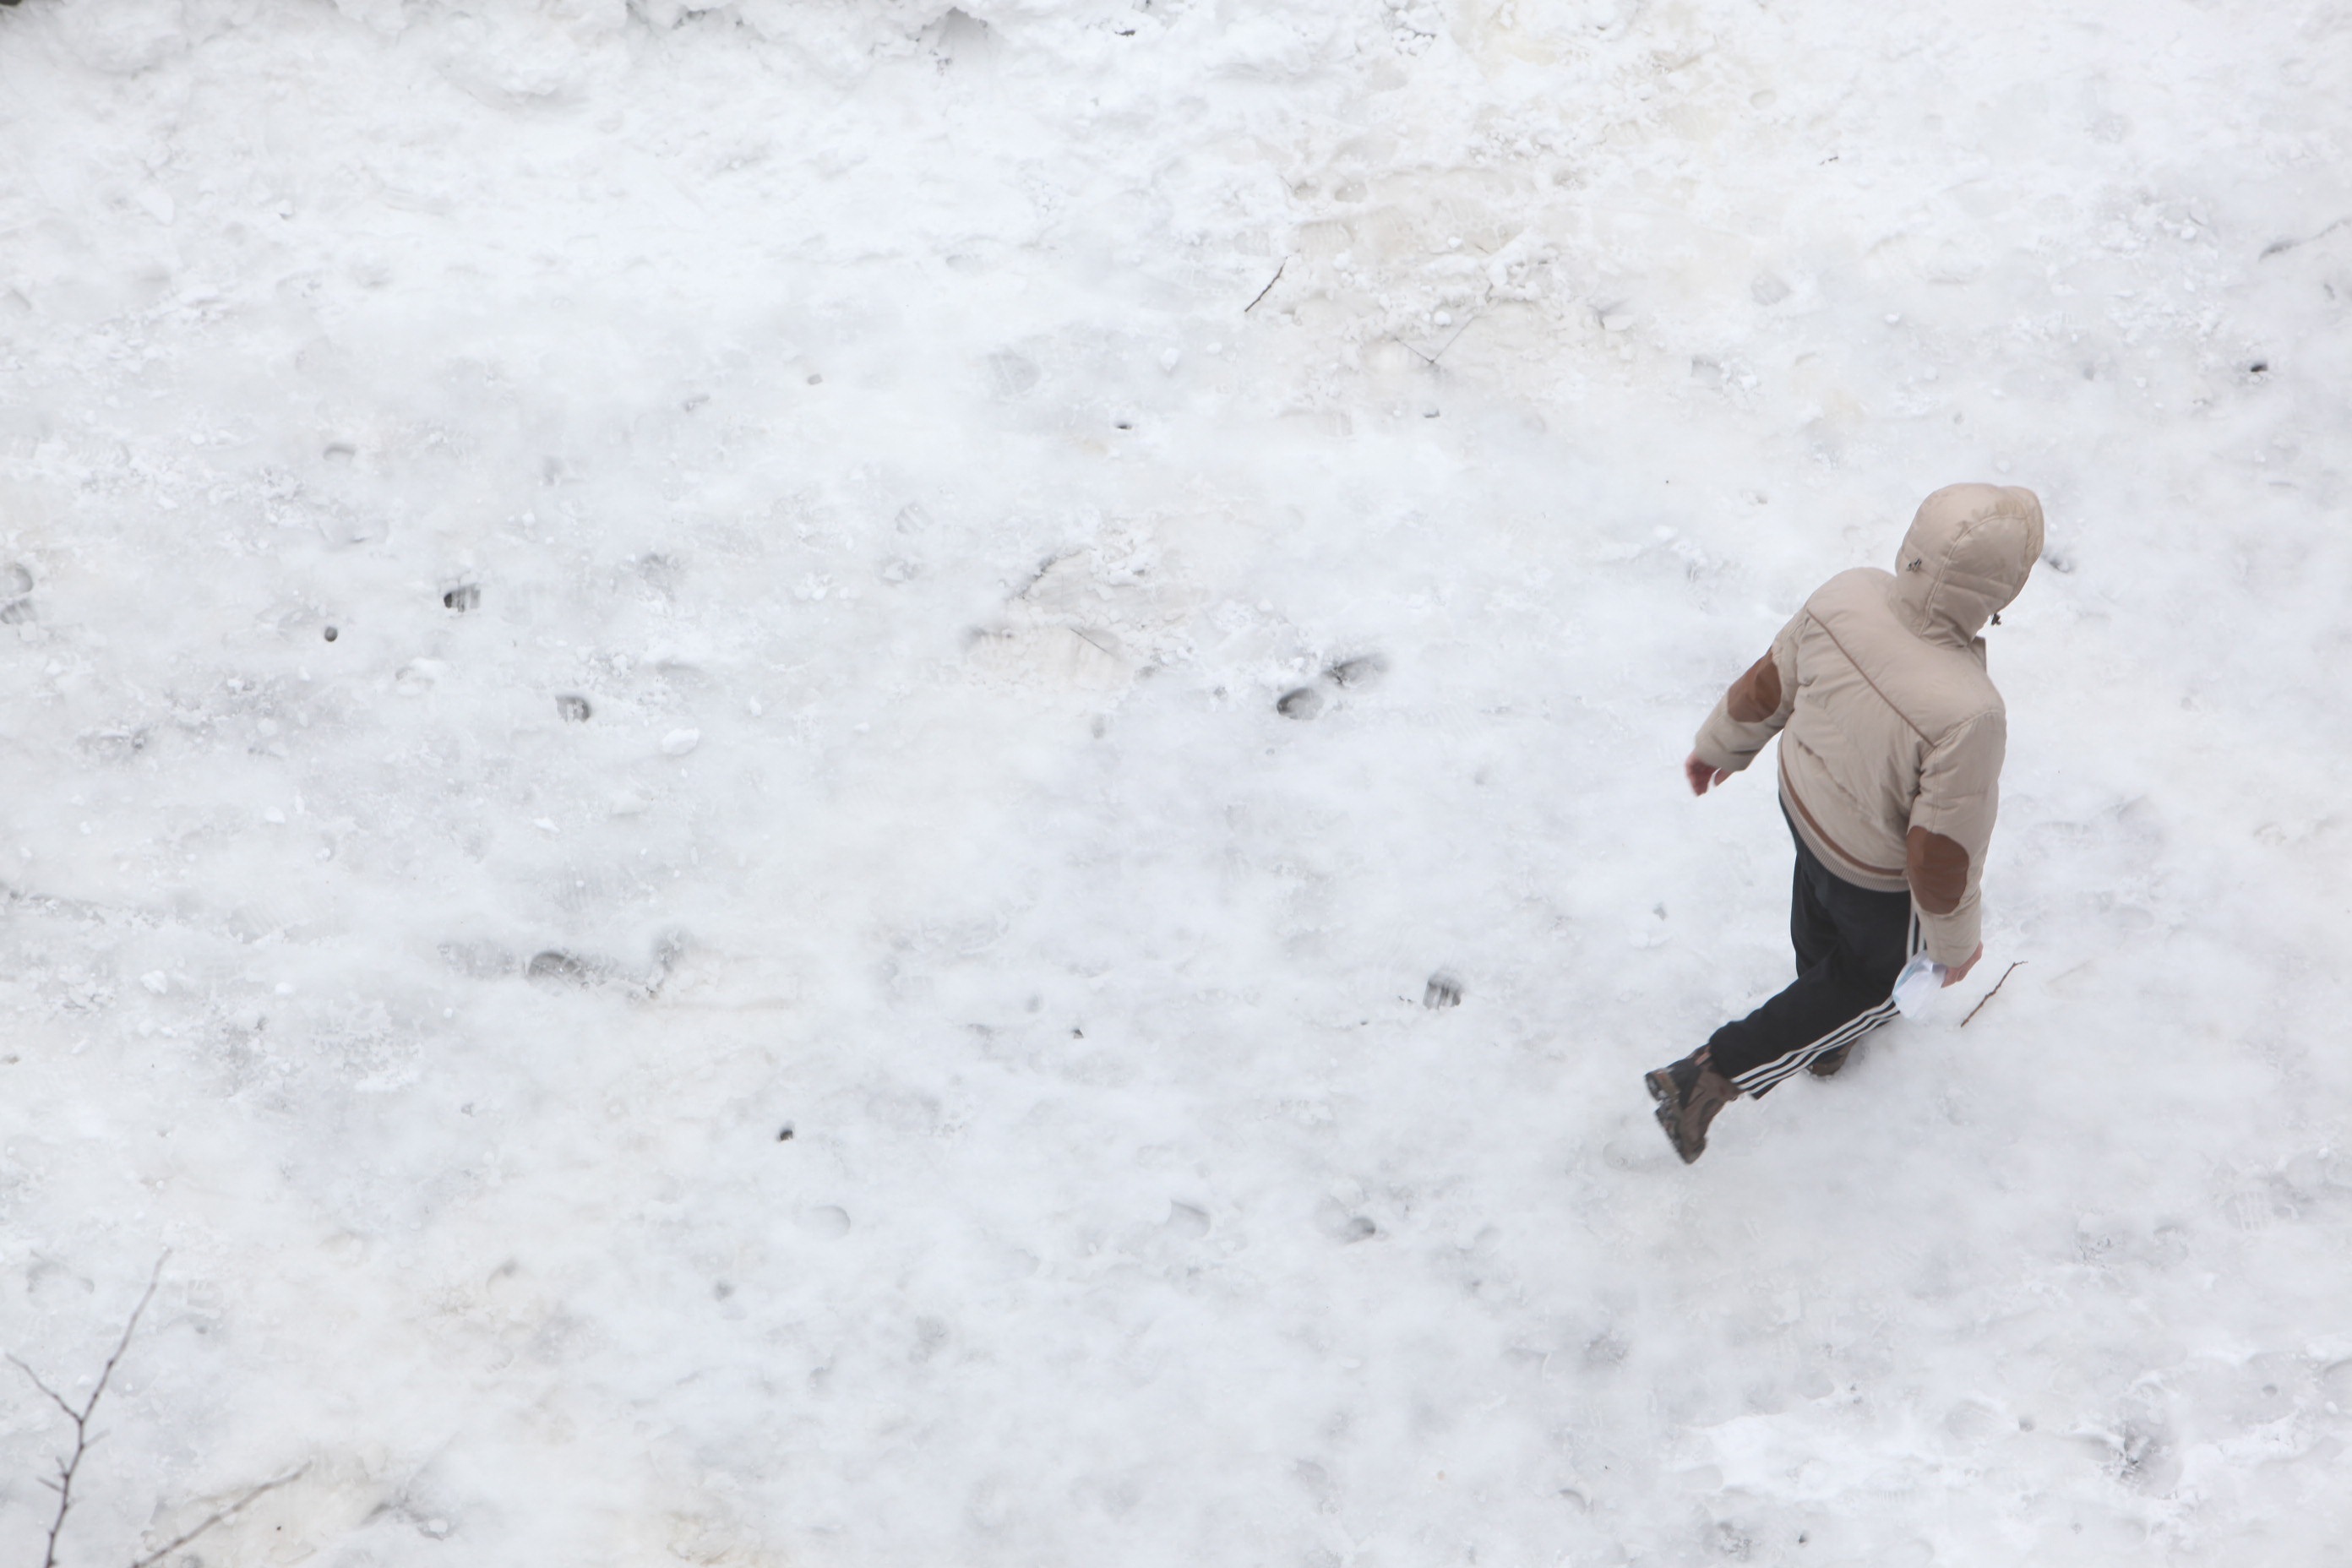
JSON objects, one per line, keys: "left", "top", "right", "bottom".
{"left": 1647, "top": 483, "right": 2044, "bottom": 1163}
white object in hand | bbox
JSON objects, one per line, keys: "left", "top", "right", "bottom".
{"left": 1892, "top": 952, "right": 1946, "bottom": 1018}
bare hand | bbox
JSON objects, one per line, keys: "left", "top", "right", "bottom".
{"left": 1941, "top": 945, "right": 1983, "bottom": 986}
{"left": 1684, "top": 753, "right": 1731, "bottom": 796}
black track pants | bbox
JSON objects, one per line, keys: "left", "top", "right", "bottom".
{"left": 1706, "top": 809, "right": 1922, "bottom": 1096}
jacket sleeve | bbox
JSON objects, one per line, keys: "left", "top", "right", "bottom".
{"left": 1906, "top": 708, "right": 2005, "bottom": 965}
{"left": 1691, "top": 612, "right": 1801, "bottom": 776}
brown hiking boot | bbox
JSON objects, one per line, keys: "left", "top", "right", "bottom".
{"left": 1644, "top": 1049, "right": 1740, "bottom": 1164}
{"left": 1807, "top": 1043, "right": 1853, "bottom": 1077}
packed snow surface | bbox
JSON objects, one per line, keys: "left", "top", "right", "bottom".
{"left": 2, "top": 0, "right": 2349, "bottom": 1562}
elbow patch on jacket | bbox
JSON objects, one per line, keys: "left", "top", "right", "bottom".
{"left": 1905, "top": 827, "right": 1969, "bottom": 914}
{"left": 1725, "top": 651, "right": 1783, "bottom": 723}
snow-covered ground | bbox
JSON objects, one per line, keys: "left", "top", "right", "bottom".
{"left": 1, "top": 0, "right": 2348, "bottom": 1561}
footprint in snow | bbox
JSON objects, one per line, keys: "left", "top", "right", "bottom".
{"left": 1424, "top": 972, "right": 1463, "bottom": 1009}
{"left": 1315, "top": 1197, "right": 1379, "bottom": 1244}
{"left": 0, "top": 563, "right": 31, "bottom": 623}
{"left": 1274, "top": 652, "right": 1388, "bottom": 720}
{"left": 525, "top": 950, "right": 599, "bottom": 988}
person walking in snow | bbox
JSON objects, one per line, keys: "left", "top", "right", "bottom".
{"left": 1647, "top": 483, "right": 2044, "bottom": 1163}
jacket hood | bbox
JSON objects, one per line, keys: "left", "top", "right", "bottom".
{"left": 1890, "top": 483, "right": 2044, "bottom": 646}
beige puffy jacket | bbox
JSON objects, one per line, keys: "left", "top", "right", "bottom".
{"left": 1693, "top": 484, "right": 2044, "bottom": 966}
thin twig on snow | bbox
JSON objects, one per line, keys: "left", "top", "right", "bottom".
{"left": 8, "top": 1255, "right": 167, "bottom": 1568}
{"left": 2260, "top": 215, "right": 2346, "bottom": 259}
{"left": 1959, "top": 961, "right": 2026, "bottom": 1027}
{"left": 127, "top": 1464, "right": 312, "bottom": 1568}
{"left": 1242, "top": 257, "right": 1288, "bottom": 313}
